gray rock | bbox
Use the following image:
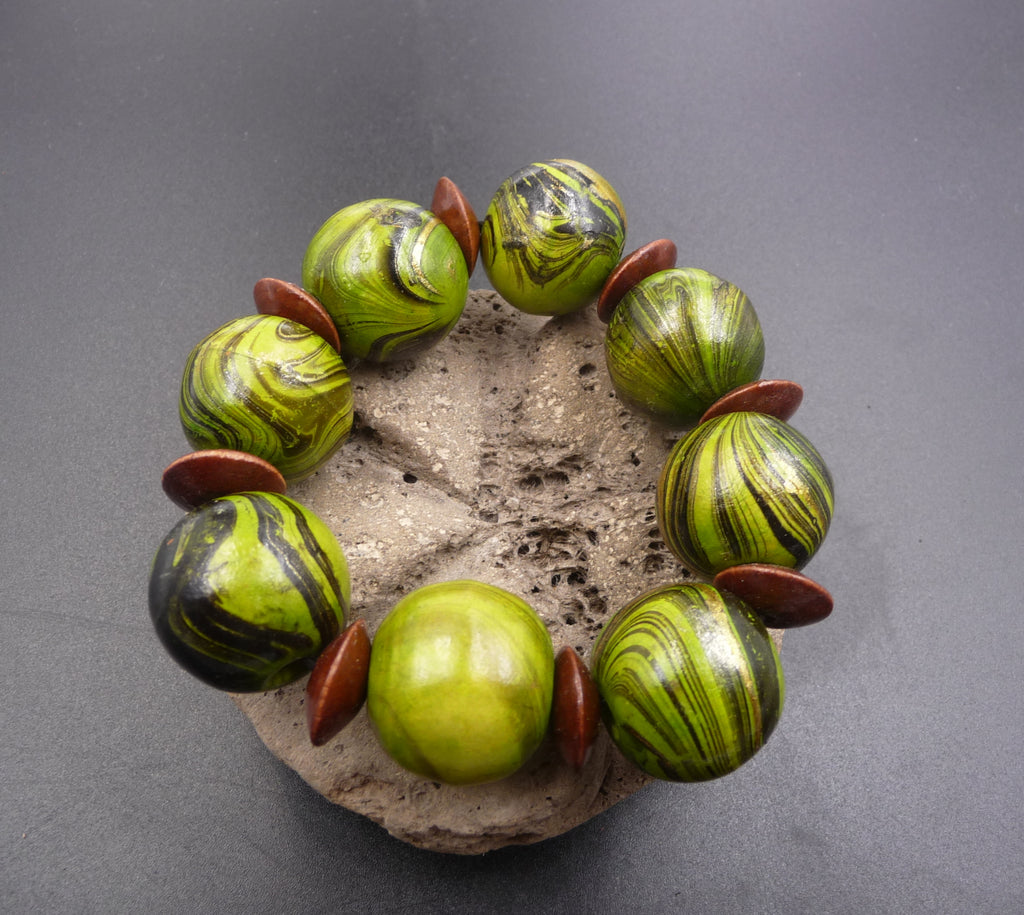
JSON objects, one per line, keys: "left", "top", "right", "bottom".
{"left": 233, "top": 290, "right": 781, "bottom": 854}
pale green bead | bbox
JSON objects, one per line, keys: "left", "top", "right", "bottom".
{"left": 367, "top": 580, "right": 554, "bottom": 785}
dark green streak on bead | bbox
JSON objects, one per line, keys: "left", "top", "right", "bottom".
{"left": 658, "top": 412, "right": 834, "bottom": 575}
{"left": 179, "top": 315, "right": 353, "bottom": 481}
{"left": 301, "top": 199, "right": 468, "bottom": 362}
{"left": 605, "top": 268, "right": 765, "bottom": 425}
{"left": 149, "top": 494, "right": 349, "bottom": 692}
{"left": 592, "top": 583, "right": 783, "bottom": 782}
{"left": 252, "top": 495, "right": 347, "bottom": 646}
{"left": 481, "top": 160, "right": 626, "bottom": 316}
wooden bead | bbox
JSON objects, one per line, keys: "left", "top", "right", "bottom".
{"left": 714, "top": 563, "right": 833, "bottom": 628}
{"left": 253, "top": 277, "right": 342, "bottom": 354}
{"left": 596, "top": 238, "right": 677, "bottom": 323}
{"left": 161, "top": 449, "right": 286, "bottom": 511}
{"left": 306, "top": 619, "right": 372, "bottom": 746}
{"left": 431, "top": 177, "right": 480, "bottom": 273}
{"left": 699, "top": 379, "right": 803, "bottom": 424}
{"left": 551, "top": 646, "right": 601, "bottom": 771}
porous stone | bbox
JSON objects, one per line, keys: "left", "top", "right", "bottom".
{"left": 233, "top": 289, "right": 781, "bottom": 854}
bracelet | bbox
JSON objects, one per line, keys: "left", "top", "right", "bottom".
{"left": 149, "top": 159, "right": 835, "bottom": 789}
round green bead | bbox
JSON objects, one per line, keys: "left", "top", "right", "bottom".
{"left": 591, "top": 582, "right": 784, "bottom": 782}
{"left": 605, "top": 267, "right": 765, "bottom": 426}
{"left": 657, "top": 412, "right": 834, "bottom": 575}
{"left": 480, "top": 159, "right": 627, "bottom": 317}
{"left": 179, "top": 314, "right": 354, "bottom": 482}
{"left": 301, "top": 199, "right": 469, "bottom": 362}
{"left": 149, "top": 493, "right": 351, "bottom": 692}
{"left": 366, "top": 580, "right": 555, "bottom": 786}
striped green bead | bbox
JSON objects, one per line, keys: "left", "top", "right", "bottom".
{"left": 301, "top": 199, "right": 469, "bottom": 362}
{"left": 657, "top": 412, "right": 834, "bottom": 575}
{"left": 481, "top": 159, "right": 627, "bottom": 316}
{"left": 179, "top": 314, "right": 354, "bottom": 482}
{"left": 366, "top": 580, "right": 554, "bottom": 785}
{"left": 149, "top": 493, "right": 350, "bottom": 692}
{"left": 605, "top": 268, "right": 765, "bottom": 426}
{"left": 591, "top": 582, "right": 784, "bottom": 782}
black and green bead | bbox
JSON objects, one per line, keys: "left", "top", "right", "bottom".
{"left": 149, "top": 492, "right": 351, "bottom": 692}
{"left": 179, "top": 314, "right": 354, "bottom": 482}
{"left": 480, "top": 159, "right": 627, "bottom": 316}
{"left": 301, "top": 198, "right": 469, "bottom": 362}
{"left": 605, "top": 267, "right": 765, "bottom": 426}
{"left": 591, "top": 582, "right": 784, "bottom": 782}
{"left": 657, "top": 412, "right": 834, "bottom": 575}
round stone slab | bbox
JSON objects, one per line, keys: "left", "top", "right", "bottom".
{"left": 714, "top": 563, "right": 833, "bottom": 628}
{"left": 161, "top": 449, "right": 286, "bottom": 510}
{"left": 231, "top": 290, "right": 782, "bottom": 854}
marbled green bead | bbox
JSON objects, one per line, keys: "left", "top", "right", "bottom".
{"left": 591, "top": 582, "right": 784, "bottom": 782}
{"left": 605, "top": 268, "right": 765, "bottom": 426}
{"left": 149, "top": 493, "right": 350, "bottom": 692}
{"left": 301, "top": 199, "right": 469, "bottom": 362}
{"left": 366, "top": 580, "right": 555, "bottom": 785}
{"left": 480, "top": 159, "right": 627, "bottom": 317}
{"left": 179, "top": 314, "right": 353, "bottom": 482}
{"left": 657, "top": 412, "right": 834, "bottom": 575}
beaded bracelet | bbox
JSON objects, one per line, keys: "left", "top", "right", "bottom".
{"left": 149, "top": 159, "right": 834, "bottom": 788}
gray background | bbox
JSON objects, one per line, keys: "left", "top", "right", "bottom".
{"left": 2, "top": 0, "right": 1021, "bottom": 911}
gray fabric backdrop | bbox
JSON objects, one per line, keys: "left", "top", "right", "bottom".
{"left": 3, "top": 1, "right": 1021, "bottom": 911}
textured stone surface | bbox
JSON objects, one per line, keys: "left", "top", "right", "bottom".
{"left": 233, "top": 289, "right": 781, "bottom": 854}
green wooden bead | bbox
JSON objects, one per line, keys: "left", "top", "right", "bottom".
{"left": 657, "top": 412, "right": 834, "bottom": 575}
{"left": 480, "top": 159, "right": 626, "bottom": 316}
{"left": 605, "top": 268, "right": 765, "bottom": 426}
{"left": 301, "top": 199, "right": 469, "bottom": 362}
{"left": 149, "top": 493, "right": 351, "bottom": 692}
{"left": 366, "top": 580, "right": 554, "bottom": 785}
{"left": 179, "top": 314, "right": 353, "bottom": 482}
{"left": 591, "top": 582, "right": 784, "bottom": 782}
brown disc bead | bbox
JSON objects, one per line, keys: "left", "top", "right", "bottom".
{"left": 551, "top": 646, "right": 601, "bottom": 771}
{"left": 253, "top": 277, "right": 342, "bottom": 354}
{"left": 699, "top": 379, "right": 804, "bottom": 424}
{"left": 431, "top": 176, "right": 480, "bottom": 273}
{"left": 596, "top": 238, "right": 678, "bottom": 323}
{"left": 714, "top": 563, "right": 834, "bottom": 628}
{"left": 161, "top": 449, "right": 287, "bottom": 511}
{"left": 306, "top": 619, "right": 371, "bottom": 747}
